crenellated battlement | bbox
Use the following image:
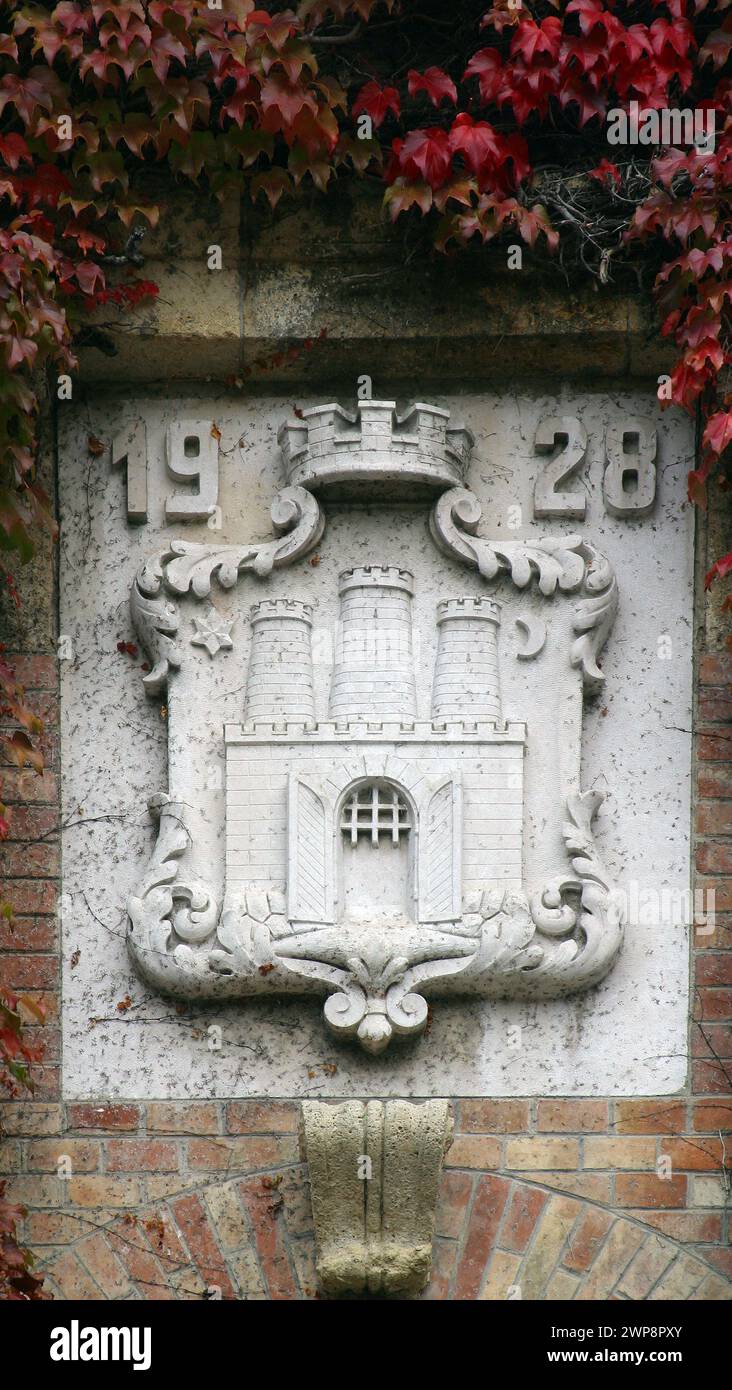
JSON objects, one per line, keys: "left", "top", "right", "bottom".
{"left": 225, "top": 718, "right": 527, "bottom": 743}
{"left": 339, "top": 564, "right": 414, "bottom": 594}
{"left": 277, "top": 400, "right": 474, "bottom": 499}
{"left": 436, "top": 596, "right": 501, "bottom": 623}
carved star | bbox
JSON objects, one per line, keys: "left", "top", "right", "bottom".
{"left": 191, "top": 607, "right": 234, "bottom": 657}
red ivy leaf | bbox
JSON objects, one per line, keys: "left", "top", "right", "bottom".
{"left": 352, "top": 81, "right": 400, "bottom": 127}
{"left": 407, "top": 67, "right": 457, "bottom": 107}
{"left": 703, "top": 409, "right": 732, "bottom": 459}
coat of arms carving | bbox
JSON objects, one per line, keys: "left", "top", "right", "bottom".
{"left": 127, "top": 400, "right": 622, "bottom": 1054}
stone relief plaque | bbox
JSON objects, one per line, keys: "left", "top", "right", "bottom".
{"left": 58, "top": 390, "right": 694, "bottom": 1098}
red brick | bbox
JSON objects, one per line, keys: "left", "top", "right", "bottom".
{"left": 448, "top": 1134, "right": 502, "bottom": 1169}
{"left": 458, "top": 1100, "right": 530, "bottom": 1133}
{"left": 1, "top": 770, "right": 58, "bottom": 804}
{"left": 106, "top": 1139, "right": 178, "bottom": 1172}
{"left": 76, "top": 1233, "right": 130, "bottom": 1299}
{"left": 27, "top": 1138, "right": 100, "bottom": 1173}
{"left": 694, "top": 987, "right": 732, "bottom": 1021}
{"left": 615, "top": 1174, "right": 688, "bottom": 1208}
{"left": 2, "top": 880, "right": 57, "bottom": 915}
{"left": 32, "top": 1066, "right": 60, "bottom": 1099}
{"left": 67, "top": 1103, "right": 140, "bottom": 1131}
{"left": 614, "top": 1100, "right": 687, "bottom": 1134}
{"left": 664, "top": 1137, "right": 727, "bottom": 1171}
{"left": 698, "top": 728, "right": 732, "bottom": 760}
{"left": 500, "top": 1184, "right": 547, "bottom": 1253}
{"left": 696, "top": 880, "right": 732, "bottom": 913}
{"left": 7, "top": 654, "right": 57, "bottom": 688}
{"left": 45, "top": 1250, "right": 101, "bottom": 1300}
{"left": 697, "top": 803, "right": 732, "bottom": 834}
{"left": 692, "top": 1022, "right": 732, "bottom": 1058}
{"left": 238, "top": 1178, "right": 300, "bottom": 1300}
{"left": 693, "top": 1101, "right": 732, "bottom": 1131}
{"left": 562, "top": 1206, "right": 613, "bottom": 1272}
{"left": 187, "top": 1137, "right": 295, "bottom": 1170}
{"left": 698, "top": 765, "right": 732, "bottom": 799}
{"left": 0, "top": 1142, "right": 21, "bottom": 1173}
{"left": 699, "top": 653, "right": 732, "bottom": 684}
{"left": 0, "top": 916, "right": 56, "bottom": 951}
{"left": 0, "top": 843, "right": 59, "bottom": 877}
{"left": 1, "top": 954, "right": 58, "bottom": 989}
{"left": 692, "top": 1059, "right": 732, "bottom": 1092}
{"left": 0, "top": 1102, "right": 62, "bottom": 1135}
{"left": 28, "top": 691, "right": 59, "bottom": 725}
{"left": 138, "top": 1206, "right": 190, "bottom": 1276}
{"left": 695, "top": 953, "right": 732, "bottom": 985}
{"left": 147, "top": 1102, "right": 219, "bottom": 1134}
{"left": 435, "top": 1170, "right": 473, "bottom": 1240}
{"left": 627, "top": 1210, "right": 722, "bottom": 1243}
{"left": 426, "top": 1238, "right": 458, "bottom": 1300}
{"left": 703, "top": 1249, "right": 732, "bottom": 1279}
{"left": 107, "top": 1222, "right": 172, "bottom": 1300}
{"left": 224, "top": 1101, "right": 299, "bottom": 1134}
{"left": 698, "top": 689, "right": 732, "bottom": 722}
{"left": 172, "top": 1193, "right": 236, "bottom": 1299}
{"left": 454, "top": 1174, "right": 510, "bottom": 1300}
{"left": 537, "top": 1099, "right": 608, "bottom": 1132}
{"left": 697, "top": 842, "right": 732, "bottom": 873}
{"left": 695, "top": 919, "right": 732, "bottom": 950}
{"left": 24, "top": 1024, "right": 59, "bottom": 1062}
{"left": 0, "top": 805, "right": 58, "bottom": 842}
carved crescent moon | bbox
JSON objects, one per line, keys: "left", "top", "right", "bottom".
{"left": 515, "top": 615, "right": 547, "bottom": 660}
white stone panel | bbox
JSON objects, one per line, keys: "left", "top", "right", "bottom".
{"left": 58, "top": 388, "right": 695, "bottom": 1097}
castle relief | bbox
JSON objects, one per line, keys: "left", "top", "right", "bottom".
{"left": 126, "top": 400, "right": 623, "bottom": 1054}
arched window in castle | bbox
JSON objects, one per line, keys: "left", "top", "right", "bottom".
{"left": 340, "top": 782, "right": 413, "bottom": 922}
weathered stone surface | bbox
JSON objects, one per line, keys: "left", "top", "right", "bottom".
{"left": 72, "top": 185, "right": 672, "bottom": 387}
{"left": 300, "top": 1098, "right": 452, "bottom": 1296}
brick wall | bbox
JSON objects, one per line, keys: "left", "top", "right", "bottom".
{"left": 1, "top": 1098, "right": 730, "bottom": 1300}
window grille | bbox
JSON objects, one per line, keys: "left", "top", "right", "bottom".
{"left": 340, "top": 784, "right": 410, "bottom": 846}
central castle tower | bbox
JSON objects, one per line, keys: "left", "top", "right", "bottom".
{"left": 329, "top": 565, "right": 417, "bottom": 721}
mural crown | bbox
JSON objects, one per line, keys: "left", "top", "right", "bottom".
{"left": 277, "top": 399, "right": 474, "bottom": 498}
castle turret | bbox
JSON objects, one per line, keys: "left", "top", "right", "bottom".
{"left": 244, "top": 599, "right": 315, "bottom": 723}
{"left": 329, "top": 566, "right": 417, "bottom": 721}
{"left": 431, "top": 597, "right": 502, "bottom": 722}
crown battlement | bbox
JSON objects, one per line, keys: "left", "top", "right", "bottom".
{"left": 277, "top": 400, "right": 474, "bottom": 500}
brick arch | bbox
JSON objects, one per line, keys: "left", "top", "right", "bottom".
{"left": 38, "top": 1165, "right": 732, "bottom": 1302}
{"left": 430, "top": 1173, "right": 732, "bottom": 1301}
{"left": 40, "top": 1164, "right": 319, "bottom": 1302}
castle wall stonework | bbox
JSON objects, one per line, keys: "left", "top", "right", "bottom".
{"left": 1, "top": 193, "right": 731, "bottom": 1299}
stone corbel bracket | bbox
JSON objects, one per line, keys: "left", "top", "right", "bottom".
{"left": 430, "top": 486, "right": 618, "bottom": 692}
{"left": 300, "top": 1098, "right": 453, "bottom": 1297}
{"left": 129, "top": 484, "right": 325, "bottom": 694}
